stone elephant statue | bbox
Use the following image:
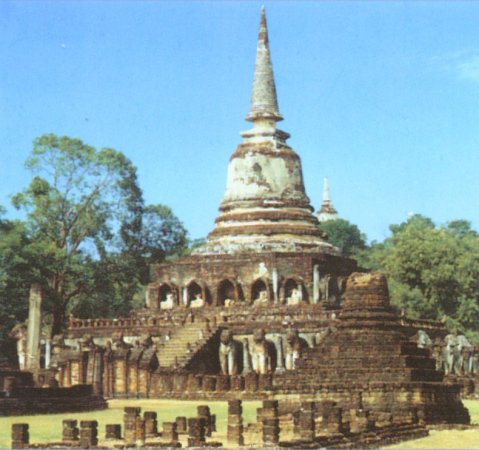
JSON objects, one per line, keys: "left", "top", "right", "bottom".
{"left": 415, "top": 329, "right": 432, "bottom": 349}
{"left": 457, "top": 334, "right": 473, "bottom": 375}
{"left": 250, "top": 329, "right": 276, "bottom": 374}
{"left": 218, "top": 330, "right": 242, "bottom": 375}
{"left": 443, "top": 333, "right": 470, "bottom": 376}
{"left": 442, "top": 334, "right": 458, "bottom": 375}
{"left": 469, "top": 347, "right": 479, "bottom": 375}
{"left": 431, "top": 338, "right": 444, "bottom": 371}
{"left": 284, "top": 329, "right": 309, "bottom": 370}
{"left": 441, "top": 333, "right": 474, "bottom": 376}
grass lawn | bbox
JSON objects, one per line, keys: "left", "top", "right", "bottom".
{"left": 0, "top": 399, "right": 261, "bottom": 448}
{"left": 386, "top": 399, "right": 479, "bottom": 449}
{"left": 0, "top": 399, "right": 477, "bottom": 449}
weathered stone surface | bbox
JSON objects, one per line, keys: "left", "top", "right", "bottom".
{"left": 162, "top": 421, "right": 178, "bottom": 442}
{"left": 0, "top": 384, "right": 106, "bottom": 417}
{"left": 26, "top": 284, "right": 42, "bottom": 370}
{"left": 105, "top": 424, "right": 121, "bottom": 440}
{"left": 283, "top": 272, "right": 470, "bottom": 425}
{"left": 11, "top": 423, "right": 29, "bottom": 449}
{"left": 79, "top": 420, "right": 98, "bottom": 448}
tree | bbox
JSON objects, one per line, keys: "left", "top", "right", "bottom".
{"left": 11, "top": 134, "right": 188, "bottom": 336}
{"left": 137, "top": 204, "right": 189, "bottom": 266}
{"left": 446, "top": 219, "right": 477, "bottom": 238}
{"left": 320, "top": 218, "right": 367, "bottom": 257}
{"left": 364, "top": 214, "right": 479, "bottom": 340}
{"left": 72, "top": 203, "right": 189, "bottom": 319}
{"left": 0, "top": 208, "right": 33, "bottom": 358}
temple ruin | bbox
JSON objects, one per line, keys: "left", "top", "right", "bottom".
{"left": 4, "top": 7, "right": 474, "bottom": 448}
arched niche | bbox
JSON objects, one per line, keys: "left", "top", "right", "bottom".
{"left": 251, "top": 278, "right": 270, "bottom": 305}
{"left": 158, "top": 283, "right": 177, "bottom": 309}
{"left": 284, "top": 278, "right": 308, "bottom": 305}
{"left": 217, "top": 279, "right": 242, "bottom": 306}
{"left": 186, "top": 280, "right": 211, "bottom": 308}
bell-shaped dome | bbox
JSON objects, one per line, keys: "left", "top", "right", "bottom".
{"left": 194, "top": 8, "right": 337, "bottom": 256}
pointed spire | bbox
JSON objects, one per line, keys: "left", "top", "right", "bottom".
{"left": 317, "top": 177, "right": 339, "bottom": 222}
{"left": 323, "top": 177, "right": 331, "bottom": 204}
{"left": 246, "top": 7, "right": 283, "bottom": 123}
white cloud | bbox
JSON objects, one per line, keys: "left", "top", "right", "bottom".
{"left": 434, "top": 50, "right": 479, "bottom": 82}
{"left": 456, "top": 55, "right": 479, "bottom": 81}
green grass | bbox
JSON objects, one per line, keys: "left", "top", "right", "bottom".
{"left": 0, "top": 399, "right": 477, "bottom": 449}
{"left": 464, "top": 399, "right": 479, "bottom": 424}
{"left": 0, "top": 399, "right": 261, "bottom": 449}
{"left": 385, "top": 399, "right": 479, "bottom": 449}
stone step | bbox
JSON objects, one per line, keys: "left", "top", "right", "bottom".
{"left": 157, "top": 322, "right": 219, "bottom": 368}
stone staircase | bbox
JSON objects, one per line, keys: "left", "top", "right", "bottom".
{"left": 156, "top": 319, "right": 219, "bottom": 369}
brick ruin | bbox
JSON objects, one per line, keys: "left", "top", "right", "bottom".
{"left": 0, "top": 370, "right": 106, "bottom": 416}
{"left": 1, "top": 285, "right": 107, "bottom": 416}
{"left": 11, "top": 399, "right": 432, "bottom": 449}
{"left": 5, "top": 7, "right": 474, "bottom": 447}
{"left": 278, "top": 272, "right": 470, "bottom": 425}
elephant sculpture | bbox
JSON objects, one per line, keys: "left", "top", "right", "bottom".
{"left": 470, "top": 347, "right": 479, "bottom": 375}
{"left": 286, "top": 287, "right": 302, "bottom": 306}
{"left": 250, "top": 329, "right": 276, "bottom": 374}
{"left": 442, "top": 332, "right": 473, "bottom": 376}
{"left": 443, "top": 333, "right": 460, "bottom": 375}
{"left": 431, "top": 338, "right": 444, "bottom": 371}
{"left": 218, "top": 329, "right": 241, "bottom": 375}
{"left": 9, "top": 323, "right": 28, "bottom": 370}
{"left": 457, "top": 334, "right": 473, "bottom": 375}
{"left": 190, "top": 293, "right": 205, "bottom": 309}
{"left": 415, "top": 329, "right": 432, "bottom": 349}
{"left": 284, "top": 329, "right": 309, "bottom": 370}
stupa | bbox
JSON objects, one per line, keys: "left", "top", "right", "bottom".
{"left": 279, "top": 272, "right": 469, "bottom": 425}
{"left": 316, "top": 177, "right": 339, "bottom": 223}
{"left": 197, "top": 9, "right": 335, "bottom": 256}
{"left": 146, "top": 8, "right": 356, "bottom": 309}
{"left": 40, "top": 11, "right": 455, "bottom": 422}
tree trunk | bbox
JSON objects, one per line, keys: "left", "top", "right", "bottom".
{"left": 51, "top": 308, "right": 65, "bottom": 338}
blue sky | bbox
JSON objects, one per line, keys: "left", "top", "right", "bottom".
{"left": 1, "top": 1, "right": 479, "bottom": 243}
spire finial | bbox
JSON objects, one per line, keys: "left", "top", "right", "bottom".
{"left": 245, "top": 7, "right": 283, "bottom": 123}
{"left": 317, "top": 177, "right": 339, "bottom": 222}
{"left": 323, "top": 177, "right": 331, "bottom": 204}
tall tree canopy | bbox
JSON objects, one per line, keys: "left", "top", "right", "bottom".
{"left": 363, "top": 215, "right": 479, "bottom": 341}
{"left": 8, "top": 134, "right": 188, "bottom": 336}
{"left": 320, "top": 218, "right": 367, "bottom": 258}
{"left": 0, "top": 209, "right": 34, "bottom": 358}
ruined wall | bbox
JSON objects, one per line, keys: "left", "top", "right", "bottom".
{"left": 276, "top": 272, "right": 470, "bottom": 425}
{"left": 0, "top": 384, "right": 106, "bottom": 416}
{"left": 150, "top": 251, "right": 356, "bottom": 307}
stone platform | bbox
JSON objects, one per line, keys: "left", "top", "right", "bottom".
{"left": 0, "top": 382, "right": 106, "bottom": 416}
{"left": 277, "top": 272, "right": 470, "bottom": 425}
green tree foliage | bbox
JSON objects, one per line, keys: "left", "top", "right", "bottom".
{"left": 139, "top": 204, "right": 189, "bottom": 265}
{"left": 72, "top": 204, "right": 189, "bottom": 319}
{"left": 0, "top": 209, "right": 34, "bottom": 358}
{"left": 8, "top": 134, "right": 188, "bottom": 336}
{"left": 320, "top": 218, "right": 367, "bottom": 258}
{"left": 363, "top": 215, "right": 479, "bottom": 341}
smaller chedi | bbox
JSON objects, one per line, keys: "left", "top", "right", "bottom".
{"left": 280, "top": 272, "right": 470, "bottom": 425}
{"left": 316, "top": 177, "right": 339, "bottom": 223}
